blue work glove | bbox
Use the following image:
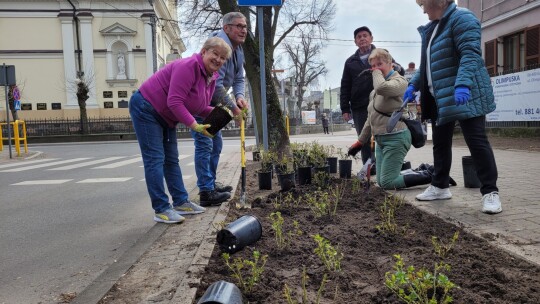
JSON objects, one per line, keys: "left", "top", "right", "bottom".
{"left": 454, "top": 86, "right": 470, "bottom": 106}
{"left": 403, "top": 84, "right": 416, "bottom": 102}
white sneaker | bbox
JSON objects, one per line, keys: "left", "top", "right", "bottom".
{"left": 482, "top": 192, "right": 502, "bottom": 214}
{"left": 416, "top": 185, "right": 452, "bottom": 201}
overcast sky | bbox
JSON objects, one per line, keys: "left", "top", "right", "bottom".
{"left": 181, "top": 0, "right": 431, "bottom": 91}
{"left": 318, "top": 0, "right": 430, "bottom": 90}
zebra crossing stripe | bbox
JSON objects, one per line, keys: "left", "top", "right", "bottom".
{"left": 12, "top": 179, "right": 73, "bottom": 185}
{"left": 92, "top": 157, "right": 142, "bottom": 169}
{"left": 77, "top": 177, "right": 133, "bottom": 183}
{"left": 0, "top": 158, "right": 59, "bottom": 169}
{"left": 48, "top": 156, "right": 126, "bottom": 170}
{"left": 0, "top": 158, "right": 91, "bottom": 172}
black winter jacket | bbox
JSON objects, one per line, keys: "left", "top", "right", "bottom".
{"left": 340, "top": 45, "right": 405, "bottom": 114}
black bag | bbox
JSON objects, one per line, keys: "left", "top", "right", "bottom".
{"left": 373, "top": 101, "right": 426, "bottom": 149}
{"left": 401, "top": 118, "right": 426, "bottom": 148}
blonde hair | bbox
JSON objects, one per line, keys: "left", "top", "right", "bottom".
{"left": 368, "top": 48, "right": 393, "bottom": 65}
{"left": 201, "top": 37, "right": 232, "bottom": 59}
{"left": 416, "top": 0, "right": 454, "bottom": 8}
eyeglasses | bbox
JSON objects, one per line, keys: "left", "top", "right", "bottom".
{"left": 227, "top": 23, "right": 248, "bottom": 31}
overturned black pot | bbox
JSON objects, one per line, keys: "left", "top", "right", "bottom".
{"left": 217, "top": 215, "right": 263, "bottom": 254}
{"left": 197, "top": 280, "right": 243, "bottom": 304}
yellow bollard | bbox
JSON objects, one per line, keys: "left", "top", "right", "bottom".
{"left": 10, "top": 120, "right": 28, "bottom": 156}
{"left": 19, "top": 120, "right": 28, "bottom": 154}
{"left": 13, "top": 120, "right": 20, "bottom": 156}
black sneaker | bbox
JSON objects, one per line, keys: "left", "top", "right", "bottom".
{"left": 200, "top": 190, "right": 231, "bottom": 207}
{"left": 215, "top": 182, "right": 233, "bottom": 193}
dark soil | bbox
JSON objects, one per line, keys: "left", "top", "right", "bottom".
{"left": 195, "top": 160, "right": 540, "bottom": 303}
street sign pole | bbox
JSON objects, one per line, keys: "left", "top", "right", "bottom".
{"left": 257, "top": 7, "right": 269, "bottom": 150}
{"left": 1, "top": 63, "right": 15, "bottom": 158}
{"left": 239, "top": 0, "right": 282, "bottom": 151}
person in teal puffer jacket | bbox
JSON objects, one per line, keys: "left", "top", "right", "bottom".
{"left": 405, "top": 0, "right": 502, "bottom": 214}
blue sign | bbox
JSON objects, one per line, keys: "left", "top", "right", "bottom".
{"left": 14, "top": 100, "right": 20, "bottom": 111}
{"left": 238, "top": 0, "right": 282, "bottom": 6}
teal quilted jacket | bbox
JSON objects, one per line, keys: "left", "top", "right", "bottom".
{"left": 410, "top": 2, "right": 495, "bottom": 126}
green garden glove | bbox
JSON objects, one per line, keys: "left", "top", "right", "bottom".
{"left": 193, "top": 123, "right": 213, "bottom": 138}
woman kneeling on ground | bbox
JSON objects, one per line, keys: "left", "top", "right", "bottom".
{"left": 347, "top": 48, "right": 432, "bottom": 190}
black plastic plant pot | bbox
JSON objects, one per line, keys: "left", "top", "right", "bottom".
{"left": 197, "top": 280, "right": 243, "bottom": 304}
{"left": 257, "top": 171, "right": 272, "bottom": 190}
{"left": 252, "top": 151, "right": 261, "bottom": 161}
{"left": 313, "top": 165, "right": 330, "bottom": 183}
{"left": 462, "top": 156, "right": 481, "bottom": 188}
{"left": 202, "top": 107, "right": 233, "bottom": 136}
{"left": 297, "top": 166, "right": 312, "bottom": 185}
{"left": 326, "top": 157, "right": 338, "bottom": 173}
{"left": 401, "top": 160, "right": 411, "bottom": 171}
{"left": 277, "top": 172, "right": 295, "bottom": 191}
{"left": 339, "top": 159, "right": 352, "bottom": 179}
{"left": 217, "top": 215, "right": 262, "bottom": 254}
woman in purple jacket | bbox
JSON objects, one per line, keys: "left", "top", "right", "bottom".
{"left": 129, "top": 37, "right": 231, "bottom": 224}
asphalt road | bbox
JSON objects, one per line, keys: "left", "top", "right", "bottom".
{"left": 0, "top": 138, "right": 253, "bottom": 304}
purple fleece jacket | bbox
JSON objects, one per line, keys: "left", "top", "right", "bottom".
{"left": 139, "top": 53, "right": 217, "bottom": 128}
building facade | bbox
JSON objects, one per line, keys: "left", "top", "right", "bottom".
{"left": 0, "top": 0, "right": 185, "bottom": 120}
{"left": 460, "top": 0, "right": 540, "bottom": 76}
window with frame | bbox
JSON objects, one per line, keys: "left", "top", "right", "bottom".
{"left": 484, "top": 25, "right": 540, "bottom": 76}
{"left": 503, "top": 32, "right": 525, "bottom": 73}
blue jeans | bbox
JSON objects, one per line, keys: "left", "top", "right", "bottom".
{"left": 129, "top": 91, "right": 189, "bottom": 213}
{"left": 190, "top": 117, "right": 222, "bottom": 192}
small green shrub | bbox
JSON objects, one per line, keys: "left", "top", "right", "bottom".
{"left": 376, "top": 195, "right": 406, "bottom": 235}
{"left": 385, "top": 254, "right": 457, "bottom": 304}
{"left": 312, "top": 234, "right": 343, "bottom": 272}
{"left": 222, "top": 250, "right": 268, "bottom": 293}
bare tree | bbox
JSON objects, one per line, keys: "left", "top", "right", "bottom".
{"left": 283, "top": 30, "right": 327, "bottom": 118}
{"left": 179, "top": 0, "right": 336, "bottom": 151}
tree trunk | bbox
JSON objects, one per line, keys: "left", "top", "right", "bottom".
{"left": 241, "top": 8, "right": 289, "bottom": 153}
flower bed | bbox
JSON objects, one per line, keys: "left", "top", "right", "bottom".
{"left": 195, "top": 161, "right": 540, "bottom": 303}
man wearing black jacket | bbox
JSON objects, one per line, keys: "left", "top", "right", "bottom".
{"left": 340, "top": 26, "right": 404, "bottom": 165}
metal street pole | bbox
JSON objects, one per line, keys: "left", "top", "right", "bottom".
{"left": 329, "top": 87, "right": 334, "bottom": 135}
{"left": 257, "top": 7, "right": 268, "bottom": 151}
{"left": 2, "top": 63, "right": 13, "bottom": 158}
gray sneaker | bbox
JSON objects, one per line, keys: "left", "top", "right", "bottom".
{"left": 416, "top": 185, "right": 452, "bottom": 201}
{"left": 174, "top": 200, "right": 206, "bottom": 215}
{"left": 482, "top": 191, "right": 502, "bottom": 214}
{"left": 154, "top": 208, "right": 185, "bottom": 224}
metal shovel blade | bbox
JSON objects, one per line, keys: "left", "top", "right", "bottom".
{"left": 386, "top": 98, "right": 410, "bottom": 133}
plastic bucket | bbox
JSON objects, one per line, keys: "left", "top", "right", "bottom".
{"left": 217, "top": 215, "right": 263, "bottom": 254}
{"left": 462, "top": 156, "right": 481, "bottom": 188}
{"left": 197, "top": 280, "right": 243, "bottom": 304}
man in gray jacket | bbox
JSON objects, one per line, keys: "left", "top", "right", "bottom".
{"left": 191, "top": 12, "right": 249, "bottom": 206}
